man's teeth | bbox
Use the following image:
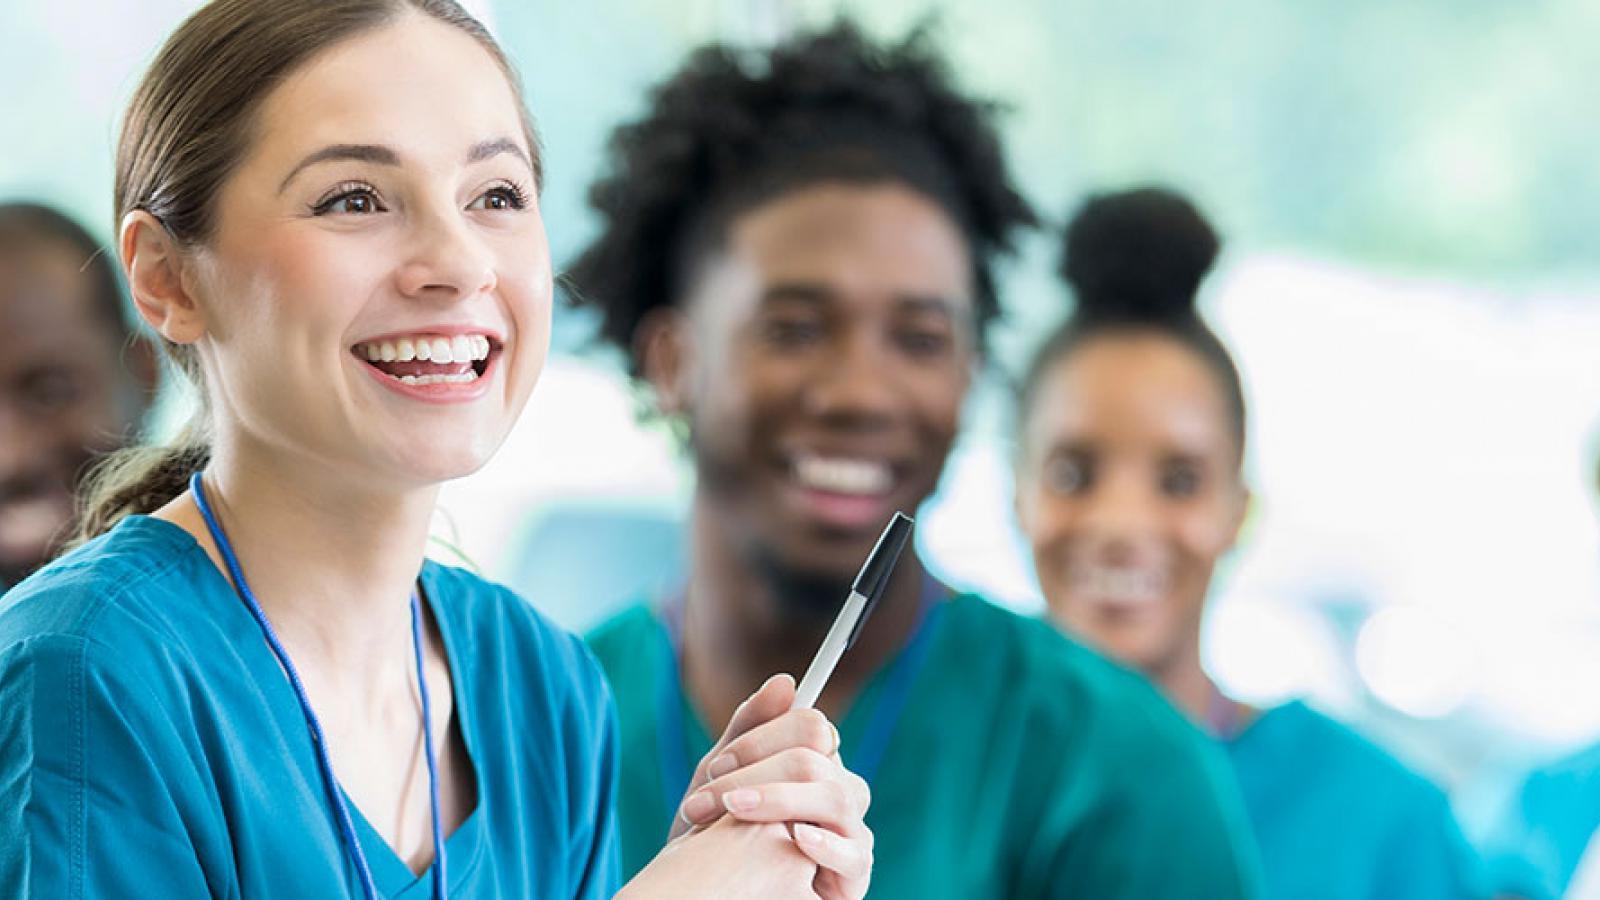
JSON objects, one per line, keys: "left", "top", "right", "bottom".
{"left": 1073, "top": 568, "right": 1167, "bottom": 605}
{"left": 794, "top": 455, "right": 892, "bottom": 495}
{"left": 358, "top": 334, "right": 492, "bottom": 365}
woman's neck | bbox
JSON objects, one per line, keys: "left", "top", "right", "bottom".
{"left": 157, "top": 431, "right": 439, "bottom": 696}
{"left": 1155, "top": 641, "right": 1254, "bottom": 738}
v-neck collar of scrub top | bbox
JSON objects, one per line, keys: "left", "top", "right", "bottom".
{"left": 132, "top": 514, "right": 489, "bottom": 897}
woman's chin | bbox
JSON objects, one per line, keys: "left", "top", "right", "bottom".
{"left": 377, "top": 439, "right": 499, "bottom": 488}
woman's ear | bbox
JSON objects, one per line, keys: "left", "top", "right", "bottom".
{"left": 635, "top": 307, "right": 693, "bottom": 417}
{"left": 120, "top": 211, "right": 206, "bottom": 345}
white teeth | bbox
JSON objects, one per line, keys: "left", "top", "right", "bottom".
{"left": 397, "top": 371, "right": 479, "bottom": 386}
{"left": 794, "top": 455, "right": 892, "bottom": 495}
{"left": 1072, "top": 567, "right": 1168, "bottom": 607}
{"left": 356, "top": 334, "right": 495, "bottom": 364}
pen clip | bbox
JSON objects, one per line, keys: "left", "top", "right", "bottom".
{"left": 846, "top": 512, "right": 914, "bottom": 650}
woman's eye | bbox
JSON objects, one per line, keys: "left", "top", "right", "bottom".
{"left": 896, "top": 328, "right": 952, "bottom": 358}
{"left": 1160, "top": 462, "right": 1202, "bottom": 498}
{"left": 313, "top": 188, "right": 385, "bottom": 216}
{"left": 468, "top": 185, "right": 528, "bottom": 211}
{"left": 1046, "top": 456, "right": 1091, "bottom": 495}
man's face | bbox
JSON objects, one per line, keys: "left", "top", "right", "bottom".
{"left": 662, "top": 181, "right": 977, "bottom": 596}
{"left": 0, "top": 239, "right": 151, "bottom": 585}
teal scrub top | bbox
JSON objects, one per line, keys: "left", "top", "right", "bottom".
{"left": 0, "top": 516, "right": 620, "bottom": 898}
{"left": 588, "top": 592, "right": 1263, "bottom": 899}
{"left": 1480, "top": 742, "right": 1600, "bottom": 900}
{"left": 1225, "top": 701, "right": 1486, "bottom": 899}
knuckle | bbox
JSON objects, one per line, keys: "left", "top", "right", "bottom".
{"left": 788, "top": 747, "right": 832, "bottom": 782}
{"left": 853, "top": 775, "right": 872, "bottom": 814}
{"left": 824, "top": 778, "right": 853, "bottom": 816}
{"left": 799, "top": 710, "right": 833, "bottom": 751}
{"left": 755, "top": 821, "right": 790, "bottom": 842}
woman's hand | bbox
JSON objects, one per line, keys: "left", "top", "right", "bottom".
{"left": 670, "top": 673, "right": 873, "bottom": 900}
{"left": 619, "top": 816, "right": 819, "bottom": 900}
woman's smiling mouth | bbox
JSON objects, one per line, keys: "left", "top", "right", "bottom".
{"left": 351, "top": 330, "right": 502, "bottom": 401}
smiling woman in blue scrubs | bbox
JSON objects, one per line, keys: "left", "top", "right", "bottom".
{"left": 0, "top": 2, "right": 872, "bottom": 897}
{"left": 1012, "top": 188, "right": 1488, "bottom": 898}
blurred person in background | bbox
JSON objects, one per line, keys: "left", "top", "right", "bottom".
{"left": 570, "top": 22, "right": 1262, "bottom": 898}
{"left": 0, "top": 202, "right": 157, "bottom": 593}
{"left": 1479, "top": 444, "right": 1600, "bottom": 899}
{"left": 1012, "top": 187, "right": 1488, "bottom": 898}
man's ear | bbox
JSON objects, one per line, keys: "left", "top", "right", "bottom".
{"left": 120, "top": 211, "right": 206, "bottom": 345}
{"left": 635, "top": 307, "right": 693, "bottom": 416}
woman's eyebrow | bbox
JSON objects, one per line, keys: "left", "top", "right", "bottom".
{"left": 277, "top": 143, "right": 399, "bottom": 194}
{"left": 276, "top": 139, "right": 538, "bottom": 196}
{"left": 466, "top": 137, "right": 531, "bottom": 169}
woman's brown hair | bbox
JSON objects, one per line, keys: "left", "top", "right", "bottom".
{"left": 74, "top": 0, "right": 538, "bottom": 545}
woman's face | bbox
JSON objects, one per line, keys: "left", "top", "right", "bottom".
{"left": 186, "top": 13, "right": 549, "bottom": 489}
{"left": 1015, "top": 333, "right": 1247, "bottom": 676}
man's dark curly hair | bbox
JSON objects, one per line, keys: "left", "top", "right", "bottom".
{"left": 568, "top": 20, "right": 1038, "bottom": 373}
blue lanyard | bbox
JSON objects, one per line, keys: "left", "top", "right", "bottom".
{"left": 656, "top": 574, "right": 948, "bottom": 817}
{"left": 190, "top": 472, "right": 447, "bottom": 900}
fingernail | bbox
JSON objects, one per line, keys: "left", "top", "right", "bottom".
{"left": 793, "top": 823, "right": 823, "bottom": 846}
{"left": 680, "top": 790, "right": 717, "bottom": 823}
{"left": 722, "top": 788, "right": 760, "bottom": 813}
{"left": 829, "top": 721, "right": 841, "bottom": 752}
{"left": 707, "top": 753, "right": 738, "bottom": 779}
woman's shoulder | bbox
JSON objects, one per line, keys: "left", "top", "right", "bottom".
{"left": 420, "top": 559, "right": 612, "bottom": 709}
{"left": 1250, "top": 701, "right": 1450, "bottom": 803}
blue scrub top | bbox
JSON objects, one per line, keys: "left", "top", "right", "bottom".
{"left": 0, "top": 515, "right": 620, "bottom": 898}
{"left": 1480, "top": 743, "right": 1600, "bottom": 900}
{"left": 1226, "top": 701, "right": 1487, "bottom": 899}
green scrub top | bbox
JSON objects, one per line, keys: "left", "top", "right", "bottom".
{"left": 588, "top": 590, "right": 1262, "bottom": 899}
{"left": 0, "top": 516, "right": 620, "bottom": 898}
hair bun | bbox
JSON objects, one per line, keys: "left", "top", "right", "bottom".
{"left": 1059, "top": 187, "right": 1219, "bottom": 323}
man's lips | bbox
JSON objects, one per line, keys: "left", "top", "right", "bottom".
{"left": 784, "top": 452, "right": 903, "bottom": 532}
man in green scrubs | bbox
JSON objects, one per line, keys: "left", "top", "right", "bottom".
{"left": 570, "top": 22, "right": 1261, "bottom": 898}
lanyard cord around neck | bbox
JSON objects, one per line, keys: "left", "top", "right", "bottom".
{"left": 190, "top": 472, "right": 447, "bottom": 899}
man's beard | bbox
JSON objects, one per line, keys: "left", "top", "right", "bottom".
{"left": 750, "top": 542, "right": 853, "bottom": 623}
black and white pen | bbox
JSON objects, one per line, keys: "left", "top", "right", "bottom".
{"left": 791, "top": 512, "right": 915, "bottom": 710}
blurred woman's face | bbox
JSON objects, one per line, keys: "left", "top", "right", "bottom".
{"left": 1015, "top": 333, "right": 1247, "bottom": 676}
{"left": 186, "top": 13, "right": 550, "bottom": 489}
